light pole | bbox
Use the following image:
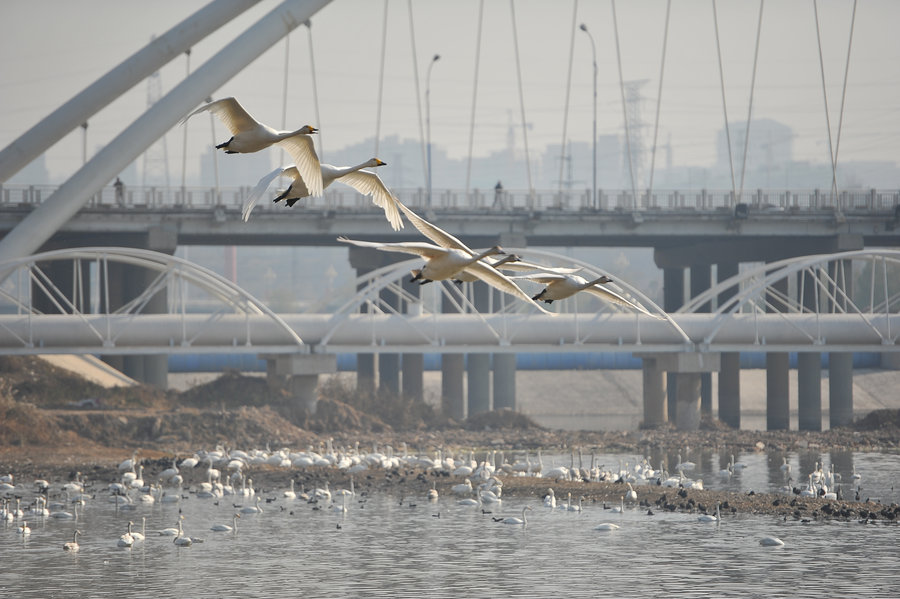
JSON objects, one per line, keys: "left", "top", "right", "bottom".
{"left": 426, "top": 53, "right": 440, "bottom": 208}
{"left": 579, "top": 24, "right": 597, "bottom": 210}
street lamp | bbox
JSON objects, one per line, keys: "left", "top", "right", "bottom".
{"left": 579, "top": 24, "right": 597, "bottom": 210}
{"left": 426, "top": 53, "right": 440, "bottom": 208}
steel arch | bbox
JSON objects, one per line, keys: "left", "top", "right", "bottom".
{"left": 0, "top": 246, "right": 303, "bottom": 351}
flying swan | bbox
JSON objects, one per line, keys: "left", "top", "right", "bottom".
{"left": 513, "top": 272, "right": 657, "bottom": 317}
{"left": 240, "top": 159, "right": 403, "bottom": 231}
{"left": 181, "top": 96, "right": 323, "bottom": 196}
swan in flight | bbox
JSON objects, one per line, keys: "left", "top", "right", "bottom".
{"left": 451, "top": 255, "right": 580, "bottom": 285}
{"left": 338, "top": 236, "right": 551, "bottom": 314}
{"left": 241, "top": 159, "right": 402, "bottom": 231}
{"left": 63, "top": 530, "right": 81, "bottom": 552}
{"left": 182, "top": 97, "right": 323, "bottom": 196}
{"left": 514, "top": 273, "right": 657, "bottom": 317}
{"left": 501, "top": 506, "right": 533, "bottom": 525}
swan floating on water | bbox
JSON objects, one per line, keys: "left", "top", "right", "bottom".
{"left": 63, "top": 530, "right": 81, "bottom": 552}
{"left": 760, "top": 536, "right": 785, "bottom": 547}
{"left": 501, "top": 506, "right": 533, "bottom": 526}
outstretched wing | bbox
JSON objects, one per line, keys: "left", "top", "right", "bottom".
{"left": 181, "top": 97, "right": 260, "bottom": 135}
{"left": 499, "top": 261, "right": 581, "bottom": 275}
{"left": 394, "top": 200, "right": 472, "bottom": 252}
{"left": 337, "top": 237, "right": 446, "bottom": 259}
{"left": 461, "top": 261, "right": 553, "bottom": 316}
{"left": 336, "top": 170, "right": 404, "bottom": 231}
{"left": 242, "top": 166, "right": 290, "bottom": 222}
{"left": 276, "top": 135, "right": 323, "bottom": 197}
{"left": 581, "top": 285, "right": 659, "bottom": 318}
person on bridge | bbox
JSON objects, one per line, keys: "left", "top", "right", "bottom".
{"left": 113, "top": 177, "right": 125, "bottom": 207}
{"left": 493, "top": 180, "right": 505, "bottom": 209}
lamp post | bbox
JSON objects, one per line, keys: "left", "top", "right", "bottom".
{"left": 579, "top": 24, "right": 597, "bottom": 210}
{"left": 426, "top": 53, "right": 440, "bottom": 208}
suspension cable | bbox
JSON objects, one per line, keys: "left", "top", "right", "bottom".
{"left": 738, "top": 0, "right": 765, "bottom": 197}
{"left": 833, "top": 0, "right": 858, "bottom": 202}
{"left": 279, "top": 33, "right": 290, "bottom": 167}
{"left": 611, "top": 0, "right": 638, "bottom": 207}
{"left": 374, "top": 0, "right": 389, "bottom": 157}
{"left": 509, "top": 0, "right": 534, "bottom": 196}
{"left": 647, "top": 0, "right": 672, "bottom": 197}
{"left": 557, "top": 0, "right": 579, "bottom": 199}
{"left": 712, "top": 0, "right": 737, "bottom": 203}
{"left": 408, "top": 0, "right": 428, "bottom": 191}
{"left": 305, "top": 22, "right": 324, "bottom": 161}
{"left": 465, "top": 0, "right": 485, "bottom": 200}
{"left": 812, "top": 0, "right": 842, "bottom": 206}
{"left": 180, "top": 49, "right": 191, "bottom": 195}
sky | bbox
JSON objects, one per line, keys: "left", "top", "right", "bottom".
{"left": 2, "top": 0, "right": 899, "bottom": 187}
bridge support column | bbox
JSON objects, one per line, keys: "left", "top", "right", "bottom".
{"left": 690, "top": 264, "right": 713, "bottom": 415}
{"left": 766, "top": 353, "right": 791, "bottom": 430}
{"left": 663, "top": 267, "right": 685, "bottom": 422}
{"left": 348, "top": 247, "right": 382, "bottom": 394}
{"left": 401, "top": 278, "right": 424, "bottom": 401}
{"left": 827, "top": 259, "right": 853, "bottom": 428}
{"left": 378, "top": 285, "right": 400, "bottom": 395}
{"left": 441, "top": 282, "right": 465, "bottom": 420}
{"left": 493, "top": 354, "right": 516, "bottom": 411}
{"left": 639, "top": 352, "right": 718, "bottom": 432}
{"left": 797, "top": 353, "right": 822, "bottom": 431}
{"left": 798, "top": 269, "right": 822, "bottom": 431}
{"left": 766, "top": 267, "right": 790, "bottom": 430}
{"left": 675, "top": 373, "right": 702, "bottom": 431}
{"left": 829, "top": 353, "right": 853, "bottom": 428}
{"left": 718, "top": 352, "right": 741, "bottom": 428}
{"left": 442, "top": 354, "right": 465, "bottom": 421}
{"left": 263, "top": 353, "right": 337, "bottom": 418}
{"left": 467, "top": 282, "right": 492, "bottom": 414}
{"left": 640, "top": 357, "right": 667, "bottom": 427}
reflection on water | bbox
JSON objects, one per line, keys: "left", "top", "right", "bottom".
{"left": 2, "top": 450, "right": 899, "bottom": 597}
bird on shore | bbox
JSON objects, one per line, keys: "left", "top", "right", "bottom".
{"left": 181, "top": 97, "right": 323, "bottom": 196}
{"left": 241, "top": 159, "right": 402, "bottom": 231}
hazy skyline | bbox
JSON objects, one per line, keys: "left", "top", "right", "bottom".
{"left": 2, "top": 0, "right": 898, "bottom": 188}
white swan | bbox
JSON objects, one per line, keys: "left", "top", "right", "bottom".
{"left": 594, "top": 522, "right": 620, "bottom": 531}
{"left": 609, "top": 496, "right": 625, "bottom": 514}
{"left": 240, "top": 496, "right": 263, "bottom": 514}
{"left": 542, "top": 488, "right": 557, "bottom": 509}
{"left": 625, "top": 482, "right": 638, "bottom": 503}
{"left": 760, "top": 536, "right": 785, "bottom": 547}
{"left": 339, "top": 237, "right": 551, "bottom": 315}
{"left": 116, "top": 522, "right": 134, "bottom": 548}
{"left": 675, "top": 453, "right": 696, "bottom": 472}
{"left": 173, "top": 517, "right": 192, "bottom": 547}
{"left": 130, "top": 518, "right": 145, "bottom": 542}
{"left": 501, "top": 506, "right": 533, "bottom": 525}
{"left": 567, "top": 495, "right": 584, "bottom": 513}
{"left": 283, "top": 480, "right": 297, "bottom": 500}
{"left": 182, "top": 97, "right": 323, "bottom": 195}
{"left": 211, "top": 513, "right": 240, "bottom": 532}
{"left": 17, "top": 520, "right": 31, "bottom": 536}
{"left": 63, "top": 530, "right": 81, "bottom": 552}
{"left": 452, "top": 254, "right": 579, "bottom": 284}
{"left": 698, "top": 504, "right": 720, "bottom": 523}
{"left": 513, "top": 272, "right": 657, "bottom": 317}
{"left": 241, "top": 159, "right": 402, "bottom": 231}
{"left": 427, "top": 481, "right": 439, "bottom": 501}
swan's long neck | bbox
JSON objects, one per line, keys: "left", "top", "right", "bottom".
{"left": 471, "top": 247, "right": 502, "bottom": 263}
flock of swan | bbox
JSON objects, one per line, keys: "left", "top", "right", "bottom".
{"left": 0, "top": 443, "right": 803, "bottom": 552}
{"left": 182, "top": 96, "right": 656, "bottom": 316}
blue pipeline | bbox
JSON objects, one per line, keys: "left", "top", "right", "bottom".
{"left": 167, "top": 352, "right": 882, "bottom": 373}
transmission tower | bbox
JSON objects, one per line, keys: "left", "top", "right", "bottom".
{"left": 624, "top": 79, "right": 648, "bottom": 188}
{"left": 141, "top": 51, "right": 171, "bottom": 188}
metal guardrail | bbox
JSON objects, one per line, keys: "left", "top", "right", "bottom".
{"left": 2, "top": 183, "right": 898, "bottom": 215}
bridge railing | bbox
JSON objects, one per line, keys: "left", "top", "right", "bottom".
{"left": 2, "top": 183, "right": 898, "bottom": 215}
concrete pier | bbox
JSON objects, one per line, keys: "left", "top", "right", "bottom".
{"left": 766, "top": 271, "right": 790, "bottom": 430}
{"left": 263, "top": 353, "right": 337, "bottom": 418}
{"left": 797, "top": 353, "right": 822, "bottom": 431}
{"left": 718, "top": 352, "right": 741, "bottom": 428}
{"left": 441, "top": 283, "right": 465, "bottom": 420}
{"left": 641, "top": 357, "right": 667, "bottom": 427}
{"left": 690, "top": 264, "right": 713, "bottom": 415}
{"left": 639, "top": 352, "right": 719, "bottom": 431}
{"left": 663, "top": 266, "right": 685, "bottom": 422}
{"left": 467, "top": 282, "right": 492, "bottom": 414}
{"left": 493, "top": 353, "right": 516, "bottom": 410}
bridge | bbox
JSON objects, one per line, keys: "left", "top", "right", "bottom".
{"left": 1, "top": 246, "right": 898, "bottom": 431}
{"left": 2, "top": 1, "right": 899, "bottom": 432}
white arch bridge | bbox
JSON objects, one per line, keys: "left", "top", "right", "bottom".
{"left": 1, "top": 247, "right": 898, "bottom": 430}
